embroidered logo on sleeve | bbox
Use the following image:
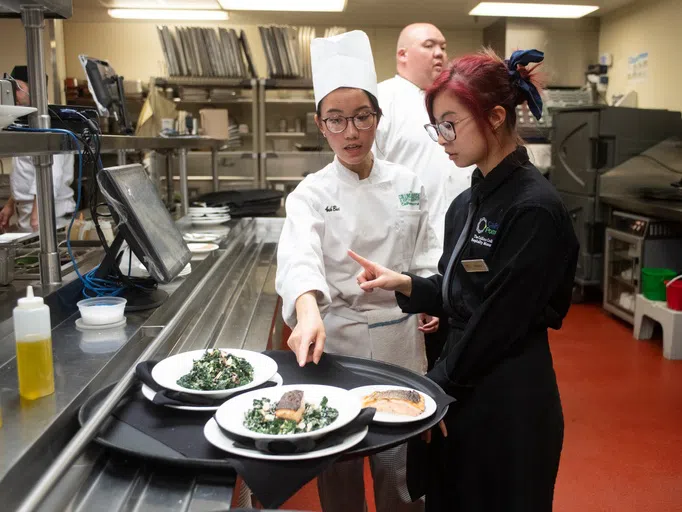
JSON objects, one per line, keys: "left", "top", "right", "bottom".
{"left": 398, "top": 192, "right": 420, "bottom": 207}
{"left": 325, "top": 205, "right": 340, "bottom": 212}
{"left": 471, "top": 217, "right": 499, "bottom": 248}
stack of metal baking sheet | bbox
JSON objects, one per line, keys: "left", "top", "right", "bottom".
{"left": 157, "top": 26, "right": 257, "bottom": 79}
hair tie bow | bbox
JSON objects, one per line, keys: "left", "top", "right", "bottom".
{"left": 505, "top": 49, "right": 544, "bottom": 120}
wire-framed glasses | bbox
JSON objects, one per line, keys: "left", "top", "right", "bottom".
{"left": 321, "top": 111, "right": 377, "bottom": 134}
{"left": 423, "top": 116, "right": 472, "bottom": 142}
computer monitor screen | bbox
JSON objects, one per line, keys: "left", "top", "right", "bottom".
{"left": 97, "top": 164, "right": 191, "bottom": 284}
{"left": 79, "top": 55, "right": 133, "bottom": 133}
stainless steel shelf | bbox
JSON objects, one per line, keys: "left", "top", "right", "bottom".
{"left": 0, "top": 0, "right": 72, "bottom": 18}
{"left": 265, "top": 98, "right": 314, "bottom": 104}
{"left": 266, "top": 132, "right": 305, "bottom": 138}
{"left": 609, "top": 275, "right": 637, "bottom": 289}
{"left": 0, "top": 132, "right": 229, "bottom": 157}
{"left": 155, "top": 77, "right": 255, "bottom": 89}
{"left": 175, "top": 98, "right": 253, "bottom": 105}
{"left": 264, "top": 150, "right": 333, "bottom": 157}
{"left": 262, "top": 78, "right": 313, "bottom": 90}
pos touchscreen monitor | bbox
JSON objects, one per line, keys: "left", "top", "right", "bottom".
{"left": 96, "top": 164, "right": 191, "bottom": 307}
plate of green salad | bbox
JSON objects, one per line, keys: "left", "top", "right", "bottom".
{"left": 151, "top": 348, "right": 278, "bottom": 399}
{"left": 214, "top": 384, "right": 362, "bottom": 441}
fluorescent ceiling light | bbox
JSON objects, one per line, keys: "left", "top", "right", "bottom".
{"left": 218, "top": 0, "right": 347, "bottom": 12}
{"left": 103, "top": 1, "right": 221, "bottom": 8}
{"left": 469, "top": 2, "right": 599, "bottom": 18}
{"left": 108, "top": 8, "right": 229, "bottom": 20}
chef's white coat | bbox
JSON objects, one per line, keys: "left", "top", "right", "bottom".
{"left": 375, "top": 74, "right": 475, "bottom": 248}
{"left": 276, "top": 156, "right": 440, "bottom": 374}
{"left": 11, "top": 154, "right": 76, "bottom": 231}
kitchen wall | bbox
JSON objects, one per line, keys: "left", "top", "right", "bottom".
{"left": 481, "top": 17, "right": 600, "bottom": 87}
{"left": 60, "top": 16, "right": 482, "bottom": 84}
{"left": 599, "top": 0, "right": 682, "bottom": 112}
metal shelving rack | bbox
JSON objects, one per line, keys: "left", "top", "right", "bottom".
{"left": 154, "top": 76, "right": 260, "bottom": 192}
{"left": 258, "top": 78, "right": 333, "bottom": 190}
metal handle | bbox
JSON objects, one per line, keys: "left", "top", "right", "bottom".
{"left": 16, "top": 242, "right": 238, "bottom": 512}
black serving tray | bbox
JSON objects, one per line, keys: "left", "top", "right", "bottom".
{"left": 78, "top": 351, "right": 452, "bottom": 469}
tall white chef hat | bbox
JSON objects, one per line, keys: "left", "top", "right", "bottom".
{"left": 311, "top": 30, "right": 378, "bottom": 109}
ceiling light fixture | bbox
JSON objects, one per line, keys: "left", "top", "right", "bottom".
{"left": 108, "top": 9, "right": 229, "bottom": 20}
{"left": 217, "top": 0, "right": 347, "bottom": 12}
{"left": 469, "top": 2, "right": 599, "bottom": 18}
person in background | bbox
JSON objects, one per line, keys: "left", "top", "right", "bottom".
{"left": 0, "top": 66, "right": 75, "bottom": 232}
{"left": 350, "top": 48, "right": 579, "bottom": 511}
{"left": 375, "top": 23, "right": 476, "bottom": 369}
{"left": 276, "top": 30, "right": 439, "bottom": 512}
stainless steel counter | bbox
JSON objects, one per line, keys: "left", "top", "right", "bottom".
{"left": 600, "top": 195, "right": 682, "bottom": 223}
{"left": 0, "top": 217, "right": 284, "bottom": 511}
{"left": 599, "top": 138, "right": 682, "bottom": 223}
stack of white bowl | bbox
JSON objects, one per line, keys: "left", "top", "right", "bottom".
{"left": 188, "top": 205, "right": 231, "bottom": 226}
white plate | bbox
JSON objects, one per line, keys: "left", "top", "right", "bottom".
{"left": 349, "top": 385, "right": 437, "bottom": 424}
{"left": 141, "top": 372, "right": 284, "bottom": 411}
{"left": 189, "top": 211, "right": 230, "bottom": 216}
{"left": 183, "top": 233, "right": 221, "bottom": 243}
{"left": 204, "top": 417, "right": 368, "bottom": 461}
{"left": 215, "top": 384, "right": 361, "bottom": 442}
{"left": 151, "top": 348, "right": 278, "bottom": 399}
{"left": 191, "top": 218, "right": 230, "bottom": 226}
{"left": 0, "top": 105, "right": 36, "bottom": 129}
{"left": 187, "top": 242, "right": 219, "bottom": 253}
{"left": 189, "top": 206, "right": 230, "bottom": 213}
{"left": 189, "top": 212, "right": 230, "bottom": 217}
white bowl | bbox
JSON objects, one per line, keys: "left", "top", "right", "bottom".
{"left": 215, "top": 384, "right": 361, "bottom": 441}
{"left": 151, "top": 348, "right": 278, "bottom": 399}
{"left": 77, "top": 297, "right": 127, "bottom": 326}
{"left": 0, "top": 105, "right": 37, "bottom": 129}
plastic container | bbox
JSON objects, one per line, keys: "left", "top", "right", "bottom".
{"left": 13, "top": 286, "right": 54, "bottom": 400}
{"left": 641, "top": 268, "right": 677, "bottom": 301}
{"left": 77, "top": 297, "right": 127, "bottom": 326}
{"left": 665, "top": 275, "right": 682, "bottom": 311}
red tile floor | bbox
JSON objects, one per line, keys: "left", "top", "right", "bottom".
{"left": 271, "top": 304, "right": 682, "bottom": 511}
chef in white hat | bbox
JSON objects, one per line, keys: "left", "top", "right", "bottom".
{"left": 275, "top": 30, "right": 438, "bottom": 512}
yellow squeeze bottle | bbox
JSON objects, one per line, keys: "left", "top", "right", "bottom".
{"left": 13, "top": 286, "right": 54, "bottom": 400}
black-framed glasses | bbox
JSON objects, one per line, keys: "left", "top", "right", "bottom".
{"left": 423, "top": 116, "right": 471, "bottom": 142}
{"left": 321, "top": 111, "right": 377, "bottom": 134}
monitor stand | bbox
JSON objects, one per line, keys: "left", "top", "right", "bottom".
{"left": 87, "top": 232, "right": 169, "bottom": 311}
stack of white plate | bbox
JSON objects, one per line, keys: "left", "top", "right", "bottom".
{"left": 183, "top": 232, "right": 221, "bottom": 243}
{"left": 205, "top": 383, "right": 367, "bottom": 460}
{"left": 189, "top": 206, "right": 231, "bottom": 226}
{"left": 145, "top": 349, "right": 281, "bottom": 412}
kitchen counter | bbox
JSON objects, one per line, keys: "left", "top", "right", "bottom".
{"left": 0, "top": 217, "right": 284, "bottom": 511}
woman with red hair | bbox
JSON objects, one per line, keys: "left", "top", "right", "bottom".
{"left": 349, "top": 48, "right": 579, "bottom": 511}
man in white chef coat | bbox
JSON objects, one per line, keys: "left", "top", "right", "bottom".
{"left": 376, "top": 24, "right": 474, "bottom": 246}
{"left": 0, "top": 66, "right": 75, "bottom": 232}
{"left": 375, "top": 24, "right": 475, "bottom": 369}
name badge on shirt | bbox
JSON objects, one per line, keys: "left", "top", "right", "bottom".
{"left": 461, "top": 259, "right": 489, "bottom": 273}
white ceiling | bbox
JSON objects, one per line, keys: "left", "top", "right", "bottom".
{"left": 73, "top": 0, "right": 637, "bottom": 28}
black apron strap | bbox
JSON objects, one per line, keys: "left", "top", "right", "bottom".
{"left": 441, "top": 199, "right": 477, "bottom": 317}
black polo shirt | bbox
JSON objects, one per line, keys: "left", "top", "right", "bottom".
{"left": 397, "top": 146, "right": 579, "bottom": 390}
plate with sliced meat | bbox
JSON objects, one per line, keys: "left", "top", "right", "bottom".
{"left": 214, "top": 384, "right": 361, "bottom": 441}
{"left": 350, "top": 385, "right": 437, "bottom": 424}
